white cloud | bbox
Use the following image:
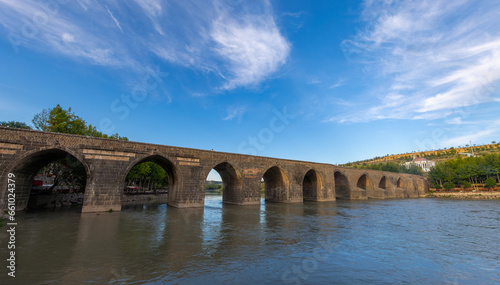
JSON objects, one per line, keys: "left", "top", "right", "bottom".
{"left": 330, "top": 79, "right": 345, "bottom": 89}
{"left": 132, "top": 0, "right": 163, "bottom": 17}
{"left": 106, "top": 6, "right": 123, "bottom": 32}
{"left": 0, "top": 0, "right": 133, "bottom": 67}
{"left": 440, "top": 122, "right": 500, "bottom": 147}
{"left": 337, "top": 0, "right": 500, "bottom": 124}
{"left": 308, "top": 78, "right": 320, "bottom": 85}
{"left": 62, "top": 33, "right": 75, "bottom": 43}
{"left": 211, "top": 13, "right": 290, "bottom": 89}
{"left": 223, "top": 105, "right": 247, "bottom": 121}
{"left": 0, "top": 0, "right": 289, "bottom": 90}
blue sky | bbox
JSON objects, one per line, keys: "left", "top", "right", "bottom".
{"left": 1, "top": 0, "right": 500, "bottom": 181}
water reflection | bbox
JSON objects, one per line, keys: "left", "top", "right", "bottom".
{"left": 0, "top": 197, "right": 499, "bottom": 284}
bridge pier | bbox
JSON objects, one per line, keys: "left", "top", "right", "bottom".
{"left": 368, "top": 188, "right": 387, "bottom": 199}
{"left": 167, "top": 164, "right": 204, "bottom": 208}
{"left": 81, "top": 158, "right": 124, "bottom": 213}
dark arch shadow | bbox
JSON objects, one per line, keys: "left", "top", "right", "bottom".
{"left": 5, "top": 148, "right": 89, "bottom": 211}
{"left": 357, "top": 174, "right": 373, "bottom": 191}
{"left": 396, "top": 177, "right": 403, "bottom": 188}
{"left": 379, "top": 176, "right": 388, "bottom": 189}
{"left": 262, "top": 166, "right": 289, "bottom": 203}
{"left": 303, "top": 169, "right": 322, "bottom": 201}
{"left": 334, "top": 171, "right": 350, "bottom": 199}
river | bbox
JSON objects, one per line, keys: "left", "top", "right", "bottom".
{"left": 1, "top": 197, "right": 499, "bottom": 284}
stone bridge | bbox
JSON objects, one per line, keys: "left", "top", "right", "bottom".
{"left": 0, "top": 127, "right": 429, "bottom": 212}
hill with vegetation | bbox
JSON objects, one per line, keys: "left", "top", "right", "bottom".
{"left": 343, "top": 142, "right": 500, "bottom": 191}
{"left": 343, "top": 142, "right": 500, "bottom": 168}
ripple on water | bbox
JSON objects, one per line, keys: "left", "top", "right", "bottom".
{"left": 1, "top": 198, "right": 499, "bottom": 284}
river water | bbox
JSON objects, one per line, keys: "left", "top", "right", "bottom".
{"left": 1, "top": 197, "right": 499, "bottom": 284}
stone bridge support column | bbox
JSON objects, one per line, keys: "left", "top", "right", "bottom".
{"left": 168, "top": 163, "right": 205, "bottom": 208}
{"left": 369, "top": 188, "right": 387, "bottom": 199}
{"left": 81, "top": 158, "right": 125, "bottom": 213}
{"left": 313, "top": 170, "right": 336, "bottom": 202}
{"left": 240, "top": 172, "right": 262, "bottom": 205}
{"left": 348, "top": 181, "right": 368, "bottom": 199}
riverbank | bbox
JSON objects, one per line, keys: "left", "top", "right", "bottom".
{"left": 121, "top": 193, "right": 169, "bottom": 206}
{"left": 427, "top": 191, "right": 500, "bottom": 199}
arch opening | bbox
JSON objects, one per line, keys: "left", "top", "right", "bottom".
{"left": 205, "top": 162, "right": 242, "bottom": 204}
{"left": 123, "top": 155, "right": 176, "bottom": 205}
{"left": 357, "top": 174, "right": 372, "bottom": 190}
{"left": 334, "top": 171, "right": 350, "bottom": 199}
{"left": 379, "top": 176, "right": 388, "bottom": 189}
{"left": 262, "top": 166, "right": 288, "bottom": 203}
{"left": 7, "top": 149, "right": 88, "bottom": 211}
{"left": 303, "top": 169, "right": 322, "bottom": 201}
{"left": 396, "top": 178, "right": 403, "bottom": 188}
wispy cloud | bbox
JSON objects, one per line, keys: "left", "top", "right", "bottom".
{"left": 223, "top": 105, "right": 247, "bottom": 122}
{"left": 307, "top": 78, "right": 321, "bottom": 85}
{"left": 0, "top": 0, "right": 289, "bottom": 90}
{"left": 440, "top": 120, "right": 500, "bottom": 147}
{"left": 329, "top": 79, "right": 345, "bottom": 89}
{"left": 106, "top": 6, "right": 123, "bottom": 33}
{"left": 335, "top": 0, "right": 500, "bottom": 123}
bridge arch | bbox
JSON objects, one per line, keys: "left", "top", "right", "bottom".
{"left": 206, "top": 162, "right": 243, "bottom": 204}
{"left": 262, "top": 166, "right": 289, "bottom": 203}
{"left": 396, "top": 177, "right": 403, "bottom": 188}
{"left": 3, "top": 147, "right": 90, "bottom": 211}
{"left": 334, "top": 171, "right": 350, "bottom": 199}
{"left": 379, "top": 176, "right": 388, "bottom": 190}
{"left": 357, "top": 174, "right": 373, "bottom": 191}
{"left": 122, "top": 154, "right": 178, "bottom": 200}
{"left": 302, "top": 169, "right": 322, "bottom": 201}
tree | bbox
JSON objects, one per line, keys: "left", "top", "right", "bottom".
{"left": 32, "top": 104, "right": 128, "bottom": 140}
{"left": 38, "top": 157, "right": 86, "bottom": 192}
{"left": 0, "top": 121, "right": 32, "bottom": 129}
{"left": 443, "top": 181, "right": 455, "bottom": 191}
{"left": 126, "top": 162, "right": 169, "bottom": 192}
{"left": 462, "top": 181, "right": 472, "bottom": 189}
{"left": 484, "top": 177, "right": 496, "bottom": 191}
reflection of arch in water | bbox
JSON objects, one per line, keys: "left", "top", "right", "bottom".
{"left": 262, "top": 166, "right": 289, "bottom": 202}
{"left": 334, "top": 171, "right": 350, "bottom": 199}
{"left": 303, "top": 169, "right": 323, "bottom": 201}
{"left": 4, "top": 148, "right": 90, "bottom": 211}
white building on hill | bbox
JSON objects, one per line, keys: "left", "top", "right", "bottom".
{"left": 404, "top": 157, "right": 435, "bottom": 172}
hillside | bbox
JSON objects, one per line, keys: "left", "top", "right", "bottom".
{"left": 343, "top": 142, "right": 500, "bottom": 167}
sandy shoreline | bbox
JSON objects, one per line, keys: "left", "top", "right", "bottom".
{"left": 427, "top": 191, "right": 500, "bottom": 199}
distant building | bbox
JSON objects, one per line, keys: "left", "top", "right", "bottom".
{"left": 404, "top": 156, "right": 435, "bottom": 172}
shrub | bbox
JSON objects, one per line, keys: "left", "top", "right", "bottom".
{"left": 443, "top": 182, "right": 455, "bottom": 191}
